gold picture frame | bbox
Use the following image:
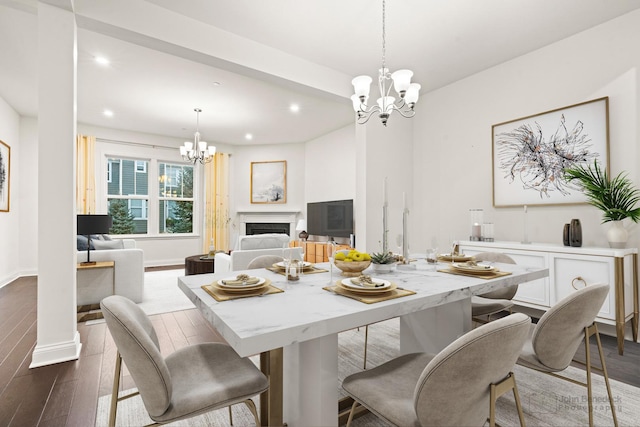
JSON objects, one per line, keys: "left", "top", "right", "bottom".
{"left": 251, "top": 160, "right": 287, "bottom": 204}
{"left": 0, "top": 140, "right": 10, "bottom": 212}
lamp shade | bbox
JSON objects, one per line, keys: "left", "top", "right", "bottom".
{"left": 296, "top": 219, "right": 307, "bottom": 232}
{"left": 77, "top": 214, "right": 112, "bottom": 235}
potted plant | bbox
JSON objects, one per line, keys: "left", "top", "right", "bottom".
{"left": 370, "top": 251, "right": 399, "bottom": 273}
{"left": 564, "top": 160, "right": 640, "bottom": 248}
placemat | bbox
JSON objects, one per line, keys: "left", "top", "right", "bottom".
{"left": 437, "top": 268, "right": 512, "bottom": 280}
{"left": 201, "top": 279, "right": 284, "bottom": 301}
{"left": 323, "top": 283, "right": 415, "bottom": 304}
{"left": 267, "top": 266, "right": 329, "bottom": 276}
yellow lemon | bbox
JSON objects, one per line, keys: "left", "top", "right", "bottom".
{"left": 362, "top": 253, "right": 371, "bottom": 261}
{"left": 352, "top": 252, "right": 364, "bottom": 261}
{"left": 335, "top": 252, "right": 346, "bottom": 261}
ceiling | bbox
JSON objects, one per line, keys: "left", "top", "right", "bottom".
{"left": 1, "top": 0, "right": 640, "bottom": 146}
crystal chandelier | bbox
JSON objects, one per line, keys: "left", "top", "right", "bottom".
{"left": 350, "top": 0, "right": 421, "bottom": 126}
{"left": 179, "top": 108, "right": 216, "bottom": 164}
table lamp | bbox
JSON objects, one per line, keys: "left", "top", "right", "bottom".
{"left": 296, "top": 219, "right": 308, "bottom": 240}
{"left": 77, "top": 214, "right": 113, "bottom": 265}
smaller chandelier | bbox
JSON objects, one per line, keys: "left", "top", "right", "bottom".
{"left": 350, "top": 0, "right": 421, "bottom": 126}
{"left": 180, "top": 108, "right": 216, "bottom": 164}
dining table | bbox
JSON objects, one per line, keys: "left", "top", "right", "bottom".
{"left": 178, "top": 258, "right": 549, "bottom": 427}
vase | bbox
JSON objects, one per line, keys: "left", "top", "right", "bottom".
{"left": 563, "top": 223, "right": 570, "bottom": 246}
{"left": 569, "top": 219, "right": 582, "bottom": 247}
{"left": 607, "top": 220, "right": 628, "bottom": 249}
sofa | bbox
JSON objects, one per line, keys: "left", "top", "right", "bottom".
{"left": 77, "top": 236, "right": 144, "bottom": 303}
{"left": 215, "top": 233, "right": 302, "bottom": 273}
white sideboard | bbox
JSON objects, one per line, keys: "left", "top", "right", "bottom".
{"left": 459, "top": 240, "right": 638, "bottom": 355}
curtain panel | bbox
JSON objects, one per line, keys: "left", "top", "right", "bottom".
{"left": 76, "top": 134, "right": 96, "bottom": 214}
{"left": 203, "top": 153, "right": 231, "bottom": 253}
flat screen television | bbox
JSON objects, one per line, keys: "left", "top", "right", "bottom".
{"left": 306, "top": 199, "right": 354, "bottom": 238}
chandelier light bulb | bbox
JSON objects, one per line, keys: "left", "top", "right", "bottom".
{"left": 352, "top": 75, "right": 373, "bottom": 100}
{"left": 391, "top": 69, "right": 413, "bottom": 95}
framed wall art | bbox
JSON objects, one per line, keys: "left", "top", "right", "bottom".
{"left": 251, "top": 160, "right": 287, "bottom": 204}
{"left": 492, "top": 97, "right": 609, "bottom": 207}
{"left": 0, "top": 140, "right": 10, "bottom": 212}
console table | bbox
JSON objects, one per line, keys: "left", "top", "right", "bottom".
{"left": 77, "top": 261, "right": 115, "bottom": 306}
{"left": 459, "top": 240, "right": 638, "bottom": 354}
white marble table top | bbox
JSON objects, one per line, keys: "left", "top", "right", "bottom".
{"left": 178, "top": 260, "right": 548, "bottom": 357}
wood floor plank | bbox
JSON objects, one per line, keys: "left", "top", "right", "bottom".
{"left": 161, "top": 312, "right": 190, "bottom": 351}
{"left": 3, "top": 364, "right": 58, "bottom": 427}
{"left": 39, "top": 376, "right": 77, "bottom": 424}
{"left": 64, "top": 353, "right": 102, "bottom": 427}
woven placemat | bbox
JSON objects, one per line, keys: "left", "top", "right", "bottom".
{"left": 266, "top": 266, "right": 329, "bottom": 276}
{"left": 201, "top": 279, "right": 284, "bottom": 301}
{"left": 323, "top": 283, "right": 415, "bottom": 304}
{"left": 437, "top": 268, "right": 512, "bottom": 280}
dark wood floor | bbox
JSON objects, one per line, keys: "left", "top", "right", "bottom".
{"left": 1, "top": 275, "right": 639, "bottom": 426}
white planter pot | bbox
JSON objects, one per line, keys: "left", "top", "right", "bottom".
{"left": 371, "top": 263, "right": 397, "bottom": 274}
{"left": 607, "top": 220, "right": 628, "bottom": 249}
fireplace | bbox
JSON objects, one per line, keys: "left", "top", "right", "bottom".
{"left": 237, "top": 210, "right": 299, "bottom": 238}
{"left": 246, "top": 222, "right": 290, "bottom": 236}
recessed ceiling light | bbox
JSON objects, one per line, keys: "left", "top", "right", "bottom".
{"left": 95, "top": 56, "right": 110, "bottom": 66}
{"left": 289, "top": 103, "right": 300, "bottom": 113}
{"left": 103, "top": 109, "right": 114, "bottom": 117}
{"left": 213, "top": 81, "right": 221, "bottom": 86}
{"left": 245, "top": 133, "right": 253, "bottom": 140}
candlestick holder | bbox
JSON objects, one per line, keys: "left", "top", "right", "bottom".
{"left": 522, "top": 205, "right": 531, "bottom": 244}
{"left": 469, "top": 209, "right": 483, "bottom": 241}
{"left": 397, "top": 206, "right": 416, "bottom": 270}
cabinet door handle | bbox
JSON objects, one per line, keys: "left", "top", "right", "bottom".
{"left": 571, "top": 276, "right": 587, "bottom": 290}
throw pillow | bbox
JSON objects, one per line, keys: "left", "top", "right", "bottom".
{"left": 93, "top": 239, "right": 124, "bottom": 250}
{"left": 77, "top": 235, "right": 94, "bottom": 251}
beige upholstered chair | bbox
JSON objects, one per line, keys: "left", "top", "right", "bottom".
{"left": 101, "top": 295, "right": 268, "bottom": 427}
{"left": 516, "top": 282, "right": 617, "bottom": 427}
{"left": 343, "top": 313, "right": 531, "bottom": 427}
{"left": 472, "top": 252, "right": 519, "bottom": 322}
{"left": 247, "top": 254, "right": 283, "bottom": 269}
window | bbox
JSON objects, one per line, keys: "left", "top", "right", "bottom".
{"left": 158, "top": 163, "right": 194, "bottom": 234}
{"left": 107, "top": 157, "right": 149, "bottom": 234}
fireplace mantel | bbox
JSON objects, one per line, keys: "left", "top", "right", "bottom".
{"left": 236, "top": 210, "right": 300, "bottom": 237}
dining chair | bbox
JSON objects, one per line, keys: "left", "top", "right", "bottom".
{"left": 472, "top": 252, "right": 519, "bottom": 323}
{"left": 247, "top": 254, "right": 284, "bottom": 269}
{"left": 100, "top": 295, "right": 269, "bottom": 427}
{"left": 343, "top": 313, "right": 531, "bottom": 427}
{"left": 516, "top": 282, "right": 617, "bottom": 427}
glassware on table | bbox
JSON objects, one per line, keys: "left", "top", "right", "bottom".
{"left": 426, "top": 247, "right": 439, "bottom": 270}
{"left": 282, "top": 243, "right": 292, "bottom": 276}
{"left": 299, "top": 239, "right": 306, "bottom": 275}
{"left": 326, "top": 241, "right": 336, "bottom": 284}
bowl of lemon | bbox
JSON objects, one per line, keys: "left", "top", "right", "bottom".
{"left": 333, "top": 249, "right": 372, "bottom": 277}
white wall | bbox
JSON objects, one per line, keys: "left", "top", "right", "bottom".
{"left": 18, "top": 117, "right": 38, "bottom": 276}
{"left": 412, "top": 10, "right": 640, "bottom": 253}
{"left": 0, "top": 96, "right": 21, "bottom": 286}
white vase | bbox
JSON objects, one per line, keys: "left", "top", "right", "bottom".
{"left": 607, "top": 220, "right": 628, "bottom": 249}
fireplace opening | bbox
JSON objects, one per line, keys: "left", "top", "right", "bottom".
{"left": 246, "top": 222, "right": 291, "bottom": 236}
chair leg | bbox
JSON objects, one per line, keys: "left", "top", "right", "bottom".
{"left": 590, "top": 324, "right": 619, "bottom": 427}
{"left": 363, "top": 325, "right": 369, "bottom": 370}
{"left": 243, "top": 399, "right": 260, "bottom": 425}
{"left": 109, "top": 352, "right": 123, "bottom": 427}
{"left": 346, "top": 400, "right": 359, "bottom": 427}
{"left": 584, "top": 326, "right": 594, "bottom": 427}
{"left": 228, "top": 405, "right": 233, "bottom": 425}
{"left": 489, "top": 372, "right": 526, "bottom": 427}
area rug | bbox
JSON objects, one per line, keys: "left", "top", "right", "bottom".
{"left": 86, "top": 268, "right": 195, "bottom": 325}
{"left": 96, "top": 318, "right": 639, "bottom": 426}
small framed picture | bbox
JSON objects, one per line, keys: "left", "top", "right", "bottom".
{"left": 251, "top": 160, "right": 286, "bottom": 204}
{"left": 0, "top": 140, "right": 10, "bottom": 212}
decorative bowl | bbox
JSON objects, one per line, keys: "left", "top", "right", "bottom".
{"left": 333, "top": 260, "right": 371, "bottom": 277}
{"left": 371, "top": 262, "right": 398, "bottom": 274}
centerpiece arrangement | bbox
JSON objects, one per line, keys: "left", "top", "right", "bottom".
{"left": 564, "top": 160, "right": 640, "bottom": 248}
{"left": 370, "top": 251, "right": 399, "bottom": 274}
{"left": 334, "top": 249, "right": 372, "bottom": 277}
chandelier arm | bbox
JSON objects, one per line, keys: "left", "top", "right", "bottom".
{"left": 392, "top": 108, "right": 417, "bottom": 119}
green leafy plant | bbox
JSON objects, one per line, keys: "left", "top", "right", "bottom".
{"left": 564, "top": 160, "right": 640, "bottom": 223}
{"left": 370, "top": 251, "right": 397, "bottom": 264}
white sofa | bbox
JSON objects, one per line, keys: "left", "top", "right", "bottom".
{"left": 215, "top": 233, "right": 302, "bottom": 273}
{"left": 77, "top": 238, "right": 144, "bottom": 303}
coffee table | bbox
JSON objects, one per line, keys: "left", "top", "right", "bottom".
{"left": 185, "top": 254, "right": 215, "bottom": 275}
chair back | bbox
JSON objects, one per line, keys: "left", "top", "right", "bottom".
{"left": 415, "top": 313, "right": 530, "bottom": 427}
{"left": 532, "top": 282, "right": 609, "bottom": 370}
{"left": 238, "top": 233, "right": 290, "bottom": 250}
{"left": 247, "top": 255, "right": 284, "bottom": 269}
{"left": 474, "top": 252, "right": 518, "bottom": 300}
{"left": 101, "top": 295, "right": 173, "bottom": 418}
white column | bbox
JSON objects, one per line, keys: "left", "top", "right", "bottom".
{"left": 31, "top": 1, "right": 81, "bottom": 368}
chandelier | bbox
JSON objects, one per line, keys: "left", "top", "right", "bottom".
{"left": 350, "top": 0, "right": 421, "bottom": 126}
{"left": 179, "top": 108, "right": 216, "bottom": 164}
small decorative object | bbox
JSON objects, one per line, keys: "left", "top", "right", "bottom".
{"left": 481, "top": 223, "right": 494, "bottom": 242}
{"left": 565, "top": 160, "right": 640, "bottom": 248}
{"left": 250, "top": 160, "right": 286, "bottom": 204}
{"left": 208, "top": 239, "right": 216, "bottom": 258}
{"left": 563, "top": 223, "right": 570, "bottom": 246}
{"left": 521, "top": 205, "right": 531, "bottom": 244}
{"left": 569, "top": 218, "right": 582, "bottom": 247}
{"left": 370, "top": 251, "right": 398, "bottom": 274}
{"left": 287, "top": 260, "right": 300, "bottom": 281}
{"left": 469, "top": 209, "right": 483, "bottom": 241}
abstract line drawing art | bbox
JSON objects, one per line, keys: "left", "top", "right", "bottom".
{"left": 492, "top": 97, "right": 609, "bottom": 207}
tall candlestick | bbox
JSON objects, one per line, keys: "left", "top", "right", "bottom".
{"left": 382, "top": 176, "right": 389, "bottom": 253}
{"left": 522, "top": 204, "right": 531, "bottom": 244}
{"left": 383, "top": 177, "right": 388, "bottom": 207}
{"left": 402, "top": 192, "right": 406, "bottom": 211}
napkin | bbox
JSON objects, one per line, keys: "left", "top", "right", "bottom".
{"left": 221, "top": 277, "right": 261, "bottom": 286}
{"left": 352, "top": 275, "right": 384, "bottom": 288}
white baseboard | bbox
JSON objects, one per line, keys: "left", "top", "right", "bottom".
{"left": 30, "top": 331, "right": 82, "bottom": 368}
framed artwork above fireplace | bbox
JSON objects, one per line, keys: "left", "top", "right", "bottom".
{"left": 251, "top": 160, "right": 286, "bottom": 204}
